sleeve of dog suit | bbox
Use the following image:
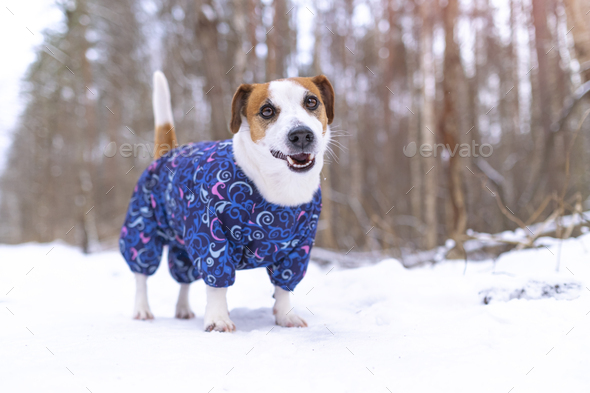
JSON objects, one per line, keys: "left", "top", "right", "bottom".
{"left": 120, "top": 161, "right": 167, "bottom": 277}
{"left": 182, "top": 157, "right": 252, "bottom": 288}
{"left": 267, "top": 189, "right": 322, "bottom": 291}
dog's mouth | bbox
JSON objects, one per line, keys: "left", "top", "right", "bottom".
{"left": 271, "top": 151, "right": 316, "bottom": 172}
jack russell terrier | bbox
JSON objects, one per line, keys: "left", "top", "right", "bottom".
{"left": 120, "top": 71, "right": 334, "bottom": 331}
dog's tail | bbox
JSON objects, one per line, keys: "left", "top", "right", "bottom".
{"left": 153, "top": 71, "right": 178, "bottom": 160}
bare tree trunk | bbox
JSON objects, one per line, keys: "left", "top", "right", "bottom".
{"left": 502, "top": 0, "right": 521, "bottom": 206}
{"left": 266, "top": 0, "right": 289, "bottom": 80}
{"left": 195, "top": 0, "right": 229, "bottom": 140}
{"left": 407, "top": 49, "right": 422, "bottom": 225}
{"left": 231, "top": 0, "right": 247, "bottom": 86}
{"left": 405, "top": 4, "right": 422, "bottom": 228}
{"left": 247, "top": 0, "right": 262, "bottom": 82}
{"left": 441, "top": 0, "right": 466, "bottom": 257}
{"left": 521, "top": 0, "right": 555, "bottom": 206}
{"left": 311, "top": 20, "right": 337, "bottom": 250}
{"left": 81, "top": 27, "right": 99, "bottom": 252}
{"left": 564, "top": 0, "right": 590, "bottom": 83}
{"left": 420, "top": 3, "right": 438, "bottom": 249}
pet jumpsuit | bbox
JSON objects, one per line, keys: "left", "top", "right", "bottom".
{"left": 119, "top": 139, "right": 321, "bottom": 291}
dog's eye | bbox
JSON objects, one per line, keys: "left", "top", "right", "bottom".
{"left": 305, "top": 96, "right": 318, "bottom": 110}
{"left": 260, "top": 105, "right": 275, "bottom": 119}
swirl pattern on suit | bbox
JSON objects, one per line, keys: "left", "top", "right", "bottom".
{"left": 120, "top": 139, "right": 321, "bottom": 290}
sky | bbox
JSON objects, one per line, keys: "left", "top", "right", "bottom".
{"left": 0, "top": 0, "right": 63, "bottom": 170}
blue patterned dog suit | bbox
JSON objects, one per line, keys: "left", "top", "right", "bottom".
{"left": 119, "top": 139, "right": 321, "bottom": 291}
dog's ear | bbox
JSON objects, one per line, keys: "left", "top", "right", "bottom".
{"left": 230, "top": 84, "right": 253, "bottom": 134}
{"left": 311, "top": 75, "right": 335, "bottom": 125}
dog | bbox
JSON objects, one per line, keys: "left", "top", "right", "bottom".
{"left": 119, "top": 71, "right": 334, "bottom": 331}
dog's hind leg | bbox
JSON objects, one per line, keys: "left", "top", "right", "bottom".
{"left": 133, "top": 273, "right": 154, "bottom": 320}
{"left": 175, "top": 283, "right": 195, "bottom": 319}
{"left": 168, "top": 244, "right": 197, "bottom": 319}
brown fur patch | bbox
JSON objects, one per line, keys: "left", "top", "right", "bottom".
{"left": 230, "top": 84, "right": 253, "bottom": 134}
{"left": 310, "top": 75, "right": 335, "bottom": 125}
{"left": 154, "top": 122, "right": 178, "bottom": 159}
{"left": 290, "top": 76, "right": 335, "bottom": 133}
{"left": 244, "top": 83, "right": 271, "bottom": 142}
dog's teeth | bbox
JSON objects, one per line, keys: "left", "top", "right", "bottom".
{"left": 287, "top": 154, "right": 315, "bottom": 169}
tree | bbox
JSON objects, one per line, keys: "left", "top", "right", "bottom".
{"left": 420, "top": 1, "right": 438, "bottom": 249}
{"left": 441, "top": 0, "right": 467, "bottom": 257}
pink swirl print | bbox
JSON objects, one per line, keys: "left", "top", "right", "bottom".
{"left": 212, "top": 182, "right": 226, "bottom": 200}
{"left": 140, "top": 233, "right": 151, "bottom": 244}
{"left": 210, "top": 218, "right": 224, "bottom": 241}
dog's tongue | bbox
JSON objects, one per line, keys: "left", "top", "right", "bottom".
{"left": 290, "top": 153, "right": 310, "bottom": 163}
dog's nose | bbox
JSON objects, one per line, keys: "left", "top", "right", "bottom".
{"left": 288, "top": 126, "right": 314, "bottom": 150}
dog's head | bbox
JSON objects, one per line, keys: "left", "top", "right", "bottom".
{"left": 230, "top": 75, "right": 334, "bottom": 174}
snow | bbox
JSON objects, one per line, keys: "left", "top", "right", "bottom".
{"left": 2, "top": 235, "right": 590, "bottom": 393}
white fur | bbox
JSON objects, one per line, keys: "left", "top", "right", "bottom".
{"left": 175, "top": 283, "right": 195, "bottom": 319}
{"left": 233, "top": 80, "right": 330, "bottom": 206}
{"left": 273, "top": 286, "right": 307, "bottom": 327}
{"left": 133, "top": 272, "right": 195, "bottom": 320}
{"left": 153, "top": 70, "right": 174, "bottom": 127}
{"left": 133, "top": 273, "right": 153, "bottom": 320}
{"left": 204, "top": 286, "right": 236, "bottom": 332}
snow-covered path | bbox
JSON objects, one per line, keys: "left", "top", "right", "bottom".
{"left": 1, "top": 236, "right": 589, "bottom": 393}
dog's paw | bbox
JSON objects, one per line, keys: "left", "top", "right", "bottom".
{"left": 204, "top": 314, "right": 236, "bottom": 332}
{"left": 133, "top": 305, "right": 154, "bottom": 320}
{"left": 275, "top": 311, "right": 308, "bottom": 328}
{"left": 175, "top": 304, "right": 195, "bottom": 319}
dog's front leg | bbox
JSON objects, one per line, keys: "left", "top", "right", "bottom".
{"left": 133, "top": 273, "right": 154, "bottom": 320}
{"left": 204, "top": 286, "right": 236, "bottom": 332}
{"left": 273, "top": 286, "right": 308, "bottom": 328}
{"left": 175, "top": 284, "right": 195, "bottom": 319}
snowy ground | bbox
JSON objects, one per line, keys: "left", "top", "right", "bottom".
{"left": 1, "top": 235, "right": 589, "bottom": 393}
